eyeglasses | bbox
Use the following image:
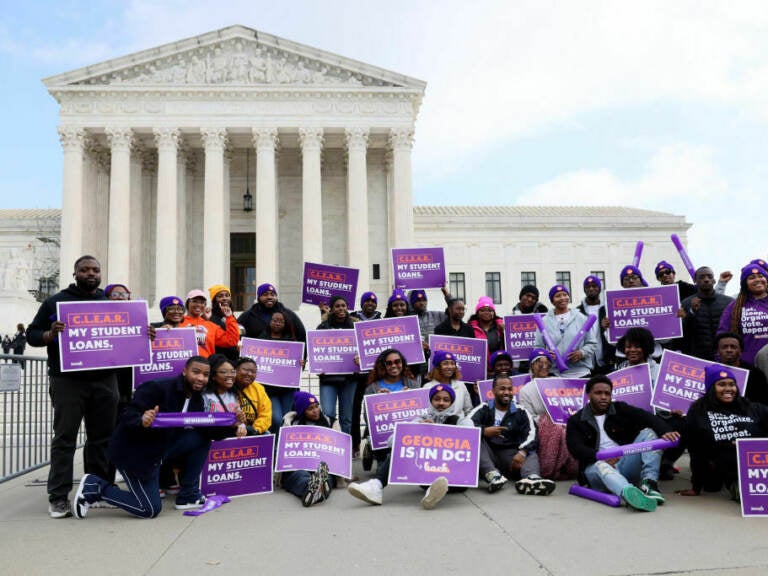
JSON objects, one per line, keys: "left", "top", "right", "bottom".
{"left": 109, "top": 292, "right": 130, "bottom": 300}
{"left": 384, "top": 359, "right": 402, "bottom": 366}
{"left": 658, "top": 270, "right": 673, "bottom": 276}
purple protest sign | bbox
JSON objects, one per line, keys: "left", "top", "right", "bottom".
{"left": 133, "top": 327, "right": 197, "bottom": 389}
{"left": 151, "top": 412, "right": 236, "bottom": 428}
{"left": 605, "top": 285, "right": 682, "bottom": 344}
{"left": 392, "top": 247, "right": 446, "bottom": 290}
{"left": 201, "top": 435, "right": 274, "bottom": 498}
{"left": 428, "top": 335, "right": 487, "bottom": 382}
{"left": 240, "top": 337, "right": 305, "bottom": 388}
{"left": 364, "top": 388, "right": 431, "bottom": 450}
{"left": 651, "top": 350, "right": 749, "bottom": 414}
{"left": 503, "top": 314, "right": 542, "bottom": 361}
{"left": 354, "top": 316, "right": 424, "bottom": 371}
{"left": 274, "top": 425, "right": 352, "bottom": 478}
{"left": 602, "top": 364, "right": 653, "bottom": 411}
{"left": 477, "top": 374, "right": 530, "bottom": 404}
{"left": 57, "top": 300, "right": 151, "bottom": 372}
{"left": 737, "top": 438, "right": 768, "bottom": 517}
{"left": 388, "top": 422, "right": 480, "bottom": 487}
{"left": 536, "top": 378, "right": 588, "bottom": 425}
{"left": 306, "top": 329, "right": 359, "bottom": 375}
{"left": 301, "top": 262, "right": 359, "bottom": 306}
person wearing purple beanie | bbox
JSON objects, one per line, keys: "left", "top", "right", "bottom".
{"left": 717, "top": 263, "right": 768, "bottom": 365}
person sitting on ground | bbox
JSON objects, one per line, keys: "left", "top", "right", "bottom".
{"left": 680, "top": 364, "right": 768, "bottom": 500}
{"left": 234, "top": 357, "right": 272, "bottom": 436}
{"left": 470, "top": 374, "right": 556, "bottom": 496}
{"left": 280, "top": 391, "right": 334, "bottom": 507}
{"left": 71, "top": 356, "right": 242, "bottom": 519}
{"left": 423, "top": 349, "right": 472, "bottom": 415}
{"left": 565, "top": 375, "right": 680, "bottom": 512}
{"left": 347, "top": 383, "right": 473, "bottom": 509}
{"left": 517, "top": 349, "right": 578, "bottom": 481}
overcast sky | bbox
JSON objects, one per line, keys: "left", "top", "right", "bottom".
{"left": 1, "top": 1, "right": 766, "bottom": 285}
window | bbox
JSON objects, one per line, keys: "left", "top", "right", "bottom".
{"left": 485, "top": 272, "right": 502, "bottom": 305}
{"left": 590, "top": 270, "right": 606, "bottom": 287}
{"left": 555, "top": 271, "right": 571, "bottom": 294}
{"left": 449, "top": 272, "right": 466, "bottom": 302}
{"left": 372, "top": 264, "right": 380, "bottom": 280}
{"left": 520, "top": 271, "right": 536, "bottom": 288}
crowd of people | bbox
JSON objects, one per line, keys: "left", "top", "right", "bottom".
{"left": 25, "top": 253, "right": 768, "bottom": 518}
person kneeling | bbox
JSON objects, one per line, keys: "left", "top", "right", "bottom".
{"left": 565, "top": 375, "right": 680, "bottom": 512}
{"left": 470, "top": 375, "right": 556, "bottom": 496}
{"left": 347, "top": 383, "right": 472, "bottom": 509}
{"left": 71, "top": 356, "right": 241, "bottom": 519}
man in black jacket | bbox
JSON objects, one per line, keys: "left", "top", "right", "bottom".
{"left": 470, "top": 375, "right": 555, "bottom": 495}
{"left": 71, "top": 356, "right": 241, "bottom": 519}
{"left": 27, "top": 256, "right": 118, "bottom": 519}
{"left": 681, "top": 267, "right": 733, "bottom": 360}
{"left": 566, "top": 375, "right": 680, "bottom": 512}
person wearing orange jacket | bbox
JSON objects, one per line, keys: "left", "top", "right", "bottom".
{"left": 179, "top": 289, "right": 240, "bottom": 357}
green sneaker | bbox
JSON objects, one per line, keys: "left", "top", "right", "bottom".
{"left": 622, "top": 485, "right": 657, "bottom": 512}
{"left": 640, "top": 479, "right": 665, "bottom": 505}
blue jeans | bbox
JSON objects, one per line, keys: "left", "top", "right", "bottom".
{"left": 584, "top": 428, "right": 661, "bottom": 496}
{"left": 319, "top": 378, "right": 356, "bottom": 434}
{"left": 268, "top": 389, "right": 296, "bottom": 432}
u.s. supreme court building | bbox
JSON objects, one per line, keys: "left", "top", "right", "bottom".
{"left": 40, "top": 25, "right": 690, "bottom": 319}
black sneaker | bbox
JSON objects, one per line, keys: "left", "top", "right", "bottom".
{"left": 48, "top": 499, "right": 71, "bottom": 519}
{"left": 317, "top": 462, "right": 331, "bottom": 501}
{"left": 72, "top": 474, "right": 92, "bottom": 519}
{"left": 303, "top": 471, "right": 323, "bottom": 507}
{"left": 175, "top": 494, "right": 206, "bottom": 510}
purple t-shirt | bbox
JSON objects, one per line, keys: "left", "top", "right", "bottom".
{"left": 718, "top": 296, "right": 768, "bottom": 364}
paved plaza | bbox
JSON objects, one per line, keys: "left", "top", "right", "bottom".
{"left": 0, "top": 452, "right": 766, "bottom": 576}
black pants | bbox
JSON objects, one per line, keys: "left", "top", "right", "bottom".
{"left": 48, "top": 372, "right": 118, "bottom": 502}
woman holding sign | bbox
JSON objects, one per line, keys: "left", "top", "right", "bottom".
{"left": 681, "top": 365, "right": 768, "bottom": 499}
{"left": 718, "top": 263, "right": 768, "bottom": 365}
{"left": 316, "top": 295, "right": 359, "bottom": 435}
{"left": 534, "top": 285, "right": 597, "bottom": 378}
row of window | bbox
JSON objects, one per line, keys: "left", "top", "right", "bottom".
{"left": 448, "top": 271, "right": 607, "bottom": 305}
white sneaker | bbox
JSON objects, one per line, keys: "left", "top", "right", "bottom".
{"left": 421, "top": 477, "right": 449, "bottom": 510}
{"left": 347, "top": 479, "right": 383, "bottom": 505}
{"left": 72, "top": 474, "right": 91, "bottom": 519}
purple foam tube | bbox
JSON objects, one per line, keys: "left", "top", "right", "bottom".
{"left": 151, "top": 412, "right": 237, "bottom": 428}
{"left": 632, "top": 241, "right": 644, "bottom": 268}
{"left": 596, "top": 438, "right": 679, "bottom": 461}
{"left": 670, "top": 234, "right": 697, "bottom": 282}
{"left": 563, "top": 314, "right": 597, "bottom": 358}
{"left": 568, "top": 484, "right": 622, "bottom": 507}
{"left": 533, "top": 314, "right": 569, "bottom": 372}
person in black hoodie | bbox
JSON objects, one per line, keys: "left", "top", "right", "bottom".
{"left": 27, "top": 256, "right": 119, "bottom": 518}
{"left": 680, "top": 364, "right": 768, "bottom": 499}
{"left": 70, "top": 356, "right": 242, "bottom": 519}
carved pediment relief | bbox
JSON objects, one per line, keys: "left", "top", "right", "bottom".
{"left": 72, "top": 38, "right": 400, "bottom": 88}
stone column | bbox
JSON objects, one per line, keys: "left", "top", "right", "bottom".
{"left": 201, "top": 128, "right": 228, "bottom": 290}
{"left": 298, "top": 127, "right": 324, "bottom": 265}
{"left": 345, "top": 127, "right": 370, "bottom": 284}
{"left": 105, "top": 127, "right": 134, "bottom": 285}
{"left": 129, "top": 142, "right": 144, "bottom": 296}
{"left": 253, "top": 127, "right": 279, "bottom": 283}
{"left": 58, "top": 127, "right": 87, "bottom": 288}
{"left": 153, "top": 128, "right": 180, "bottom": 303}
{"left": 389, "top": 128, "right": 415, "bottom": 248}
{"left": 176, "top": 148, "right": 188, "bottom": 295}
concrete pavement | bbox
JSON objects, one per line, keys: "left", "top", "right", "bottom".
{"left": 0, "top": 452, "right": 766, "bottom": 576}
